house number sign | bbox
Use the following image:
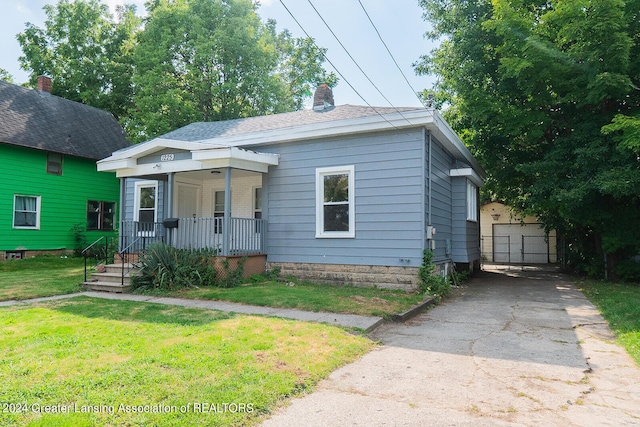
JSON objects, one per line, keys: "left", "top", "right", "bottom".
{"left": 160, "top": 153, "right": 175, "bottom": 161}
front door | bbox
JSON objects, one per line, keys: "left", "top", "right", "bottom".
{"left": 177, "top": 184, "right": 200, "bottom": 218}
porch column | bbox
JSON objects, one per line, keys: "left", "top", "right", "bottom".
{"left": 166, "top": 172, "right": 175, "bottom": 246}
{"left": 222, "top": 167, "right": 232, "bottom": 256}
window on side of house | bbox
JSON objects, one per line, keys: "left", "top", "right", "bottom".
{"left": 134, "top": 181, "right": 158, "bottom": 235}
{"left": 13, "top": 195, "right": 41, "bottom": 229}
{"left": 316, "top": 165, "right": 355, "bottom": 238}
{"left": 46, "top": 152, "right": 63, "bottom": 175}
{"left": 467, "top": 180, "right": 478, "bottom": 221}
{"left": 87, "top": 201, "right": 116, "bottom": 231}
{"left": 214, "top": 190, "right": 225, "bottom": 233}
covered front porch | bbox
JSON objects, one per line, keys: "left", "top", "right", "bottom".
{"left": 97, "top": 139, "right": 279, "bottom": 257}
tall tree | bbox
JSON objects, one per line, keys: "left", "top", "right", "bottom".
{"left": 0, "top": 69, "right": 14, "bottom": 83}
{"left": 128, "top": 0, "right": 336, "bottom": 141}
{"left": 17, "top": 0, "right": 140, "bottom": 121}
{"left": 416, "top": 0, "right": 640, "bottom": 277}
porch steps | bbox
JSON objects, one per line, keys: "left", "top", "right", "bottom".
{"left": 82, "top": 263, "right": 139, "bottom": 293}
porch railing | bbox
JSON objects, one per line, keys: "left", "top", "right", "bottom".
{"left": 120, "top": 217, "right": 266, "bottom": 255}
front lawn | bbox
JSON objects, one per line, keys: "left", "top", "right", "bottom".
{"left": 156, "top": 280, "right": 425, "bottom": 318}
{"left": 0, "top": 256, "right": 84, "bottom": 301}
{"left": 580, "top": 280, "right": 640, "bottom": 366}
{"left": 0, "top": 297, "right": 374, "bottom": 427}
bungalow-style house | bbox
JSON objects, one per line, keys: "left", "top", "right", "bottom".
{"left": 98, "top": 86, "right": 485, "bottom": 290}
{"left": 480, "top": 201, "right": 557, "bottom": 264}
{"left": 0, "top": 77, "right": 130, "bottom": 260}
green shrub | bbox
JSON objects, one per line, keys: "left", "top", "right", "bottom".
{"left": 219, "top": 256, "right": 247, "bottom": 288}
{"left": 417, "top": 249, "right": 451, "bottom": 298}
{"left": 615, "top": 259, "right": 640, "bottom": 282}
{"left": 132, "top": 243, "right": 217, "bottom": 291}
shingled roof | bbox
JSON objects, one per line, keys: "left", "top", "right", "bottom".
{"left": 0, "top": 80, "right": 130, "bottom": 160}
{"left": 159, "top": 105, "right": 424, "bottom": 142}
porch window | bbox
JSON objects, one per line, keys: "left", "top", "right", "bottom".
{"left": 134, "top": 181, "right": 158, "bottom": 235}
{"left": 214, "top": 190, "right": 225, "bottom": 233}
{"left": 254, "top": 187, "right": 262, "bottom": 232}
{"left": 467, "top": 181, "right": 478, "bottom": 221}
{"left": 316, "top": 165, "right": 355, "bottom": 238}
{"left": 46, "top": 152, "right": 63, "bottom": 175}
{"left": 13, "top": 195, "right": 41, "bottom": 229}
{"left": 87, "top": 201, "right": 116, "bottom": 231}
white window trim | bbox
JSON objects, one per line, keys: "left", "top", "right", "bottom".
{"left": 13, "top": 195, "right": 41, "bottom": 229}
{"left": 316, "top": 165, "right": 355, "bottom": 238}
{"left": 467, "top": 180, "right": 478, "bottom": 222}
{"left": 133, "top": 180, "right": 158, "bottom": 236}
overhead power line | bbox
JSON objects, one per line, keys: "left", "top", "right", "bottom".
{"left": 278, "top": 0, "right": 416, "bottom": 131}
{"left": 355, "top": 0, "right": 428, "bottom": 108}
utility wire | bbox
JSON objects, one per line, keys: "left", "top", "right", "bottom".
{"left": 356, "top": 0, "right": 428, "bottom": 108}
{"left": 306, "top": 0, "right": 413, "bottom": 123}
{"left": 278, "top": 0, "right": 412, "bottom": 131}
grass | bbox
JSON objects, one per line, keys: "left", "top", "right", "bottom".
{"left": 0, "top": 297, "right": 374, "bottom": 427}
{"left": 1, "top": 256, "right": 426, "bottom": 318}
{"left": 151, "top": 280, "right": 426, "bottom": 318}
{"left": 0, "top": 256, "right": 85, "bottom": 301}
{"left": 580, "top": 280, "right": 640, "bottom": 365}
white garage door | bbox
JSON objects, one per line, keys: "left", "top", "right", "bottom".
{"left": 493, "top": 224, "right": 549, "bottom": 264}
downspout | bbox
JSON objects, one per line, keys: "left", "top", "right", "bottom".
{"left": 222, "top": 167, "right": 232, "bottom": 256}
{"left": 427, "top": 129, "right": 433, "bottom": 228}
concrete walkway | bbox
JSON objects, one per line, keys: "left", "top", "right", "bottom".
{"left": 261, "top": 266, "right": 640, "bottom": 426}
{"left": 0, "top": 291, "right": 384, "bottom": 332}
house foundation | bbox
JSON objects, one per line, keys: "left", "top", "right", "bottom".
{"left": 267, "top": 262, "right": 421, "bottom": 291}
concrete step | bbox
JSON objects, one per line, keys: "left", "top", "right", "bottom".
{"left": 82, "top": 281, "right": 132, "bottom": 293}
{"left": 84, "top": 263, "right": 139, "bottom": 293}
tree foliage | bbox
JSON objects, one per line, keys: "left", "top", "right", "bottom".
{"left": 0, "top": 68, "right": 14, "bottom": 83}
{"left": 416, "top": 0, "right": 640, "bottom": 277}
{"left": 127, "top": 0, "right": 335, "bottom": 141}
{"left": 17, "top": 0, "right": 140, "bottom": 121}
{"left": 16, "top": 0, "right": 336, "bottom": 142}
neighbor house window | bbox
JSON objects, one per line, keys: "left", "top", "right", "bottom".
{"left": 134, "top": 181, "right": 158, "bottom": 235}
{"left": 13, "top": 195, "right": 41, "bottom": 229}
{"left": 316, "top": 165, "right": 355, "bottom": 238}
{"left": 87, "top": 201, "right": 116, "bottom": 231}
{"left": 214, "top": 190, "right": 225, "bottom": 233}
{"left": 467, "top": 181, "right": 478, "bottom": 221}
{"left": 46, "top": 152, "right": 63, "bottom": 175}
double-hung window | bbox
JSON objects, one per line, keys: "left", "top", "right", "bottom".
{"left": 214, "top": 190, "right": 225, "bottom": 233}
{"left": 134, "top": 181, "right": 158, "bottom": 235}
{"left": 467, "top": 181, "right": 478, "bottom": 221}
{"left": 316, "top": 165, "right": 355, "bottom": 238}
{"left": 13, "top": 195, "right": 41, "bottom": 229}
{"left": 254, "top": 187, "right": 263, "bottom": 233}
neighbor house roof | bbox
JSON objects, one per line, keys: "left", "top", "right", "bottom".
{"left": 0, "top": 80, "right": 130, "bottom": 160}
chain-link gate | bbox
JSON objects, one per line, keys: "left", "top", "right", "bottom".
{"left": 481, "top": 234, "right": 554, "bottom": 267}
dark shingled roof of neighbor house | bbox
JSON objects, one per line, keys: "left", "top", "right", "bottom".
{"left": 0, "top": 80, "right": 130, "bottom": 160}
{"left": 159, "top": 105, "right": 424, "bottom": 142}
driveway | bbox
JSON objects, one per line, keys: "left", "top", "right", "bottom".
{"left": 261, "top": 265, "right": 640, "bottom": 426}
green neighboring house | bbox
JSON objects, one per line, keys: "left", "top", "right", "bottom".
{"left": 0, "top": 77, "right": 130, "bottom": 260}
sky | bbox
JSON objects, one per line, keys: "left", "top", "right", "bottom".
{"left": 0, "top": 0, "right": 437, "bottom": 108}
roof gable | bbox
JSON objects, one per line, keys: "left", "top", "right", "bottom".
{"left": 0, "top": 81, "right": 130, "bottom": 160}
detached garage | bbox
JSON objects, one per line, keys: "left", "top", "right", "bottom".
{"left": 480, "top": 202, "right": 557, "bottom": 264}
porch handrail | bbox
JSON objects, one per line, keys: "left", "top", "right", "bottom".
{"left": 82, "top": 236, "right": 109, "bottom": 282}
{"left": 119, "top": 237, "right": 142, "bottom": 288}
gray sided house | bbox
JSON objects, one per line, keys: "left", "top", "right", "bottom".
{"left": 98, "top": 89, "right": 485, "bottom": 290}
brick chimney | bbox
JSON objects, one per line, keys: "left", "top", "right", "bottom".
{"left": 313, "top": 83, "right": 334, "bottom": 111}
{"left": 37, "top": 75, "right": 52, "bottom": 93}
